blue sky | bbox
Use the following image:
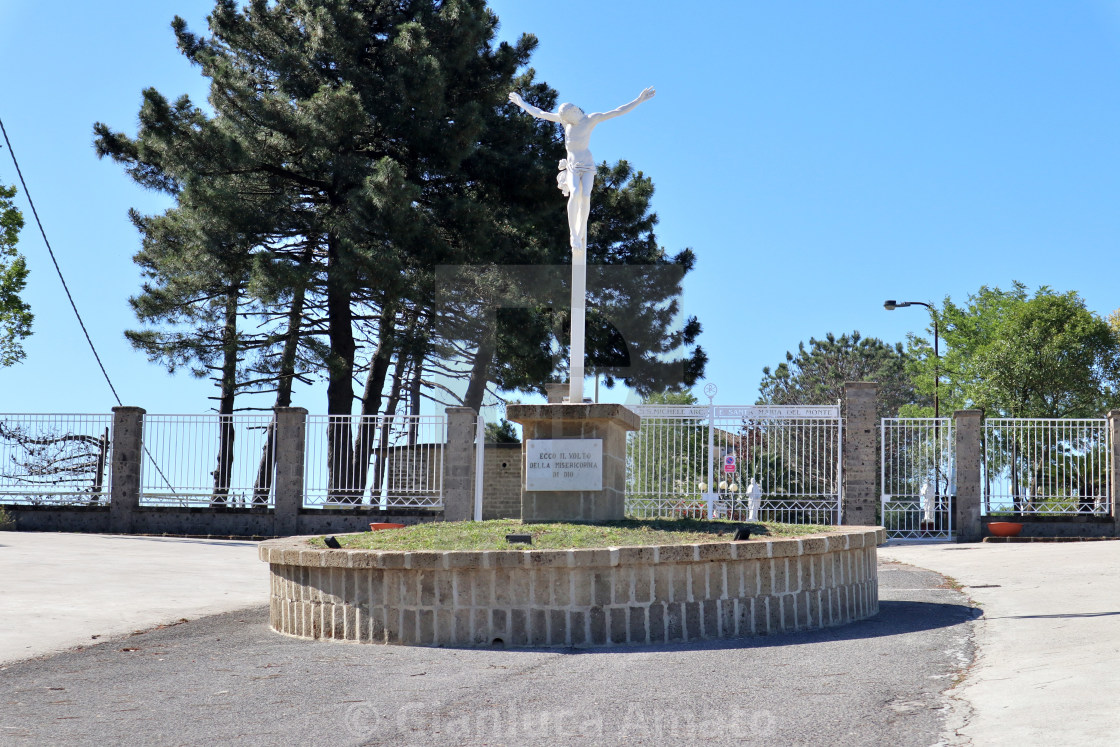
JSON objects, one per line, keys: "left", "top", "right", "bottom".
{"left": 2, "top": 1, "right": 1120, "bottom": 415}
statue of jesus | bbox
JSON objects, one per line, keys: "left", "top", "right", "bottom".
{"left": 508, "top": 87, "right": 655, "bottom": 251}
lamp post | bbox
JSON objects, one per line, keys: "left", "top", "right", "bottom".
{"left": 885, "top": 299, "right": 943, "bottom": 529}
{"left": 883, "top": 300, "right": 939, "bottom": 419}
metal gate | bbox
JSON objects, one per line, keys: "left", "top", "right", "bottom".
{"left": 881, "top": 418, "right": 954, "bottom": 541}
{"left": 625, "top": 400, "right": 842, "bottom": 525}
{"left": 983, "top": 418, "right": 1111, "bottom": 516}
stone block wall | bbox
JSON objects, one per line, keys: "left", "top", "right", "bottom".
{"left": 261, "top": 526, "right": 884, "bottom": 648}
{"left": 381, "top": 443, "right": 443, "bottom": 501}
{"left": 481, "top": 443, "right": 521, "bottom": 520}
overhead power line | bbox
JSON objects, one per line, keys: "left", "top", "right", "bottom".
{"left": 0, "top": 115, "right": 182, "bottom": 493}
{"left": 0, "top": 113, "right": 123, "bottom": 406}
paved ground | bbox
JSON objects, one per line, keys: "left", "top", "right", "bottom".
{"left": 17, "top": 534, "right": 1118, "bottom": 744}
{"left": 881, "top": 541, "right": 1120, "bottom": 746}
{"left": 0, "top": 532, "right": 268, "bottom": 664}
{"left": 0, "top": 532, "right": 974, "bottom": 746}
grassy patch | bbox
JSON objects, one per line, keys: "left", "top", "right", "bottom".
{"left": 0, "top": 506, "right": 14, "bottom": 531}
{"left": 311, "top": 518, "right": 837, "bottom": 552}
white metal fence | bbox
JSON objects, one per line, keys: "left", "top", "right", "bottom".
{"left": 983, "top": 418, "right": 1111, "bottom": 516}
{"left": 625, "top": 405, "right": 708, "bottom": 518}
{"left": 304, "top": 414, "right": 446, "bottom": 508}
{"left": 881, "top": 418, "right": 954, "bottom": 540}
{"left": 141, "top": 414, "right": 278, "bottom": 507}
{"left": 626, "top": 404, "right": 842, "bottom": 525}
{"left": 0, "top": 413, "right": 112, "bottom": 505}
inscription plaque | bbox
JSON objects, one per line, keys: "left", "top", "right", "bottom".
{"left": 524, "top": 439, "right": 603, "bottom": 491}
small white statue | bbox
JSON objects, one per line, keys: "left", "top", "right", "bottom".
{"left": 508, "top": 87, "right": 655, "bottom": 251}
{"left": 746, "top": 477, "right": 763, "bottom": 522}
{"left": 920, "top": 481, "right": 934, "bottom": 524}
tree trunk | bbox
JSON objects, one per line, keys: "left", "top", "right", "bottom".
{"left": 370, "top": 343, "right": 412, "bottom": 505}
{"left": 325, "top": 233, "right": 357, "bottom": 503}
{"left": 346, "top": 299, "right": 399, "bottom": 504}
{"left": 407, "top": 357, "right": 423, "bottom": 447}
{"left": 463, "top": 326, "right": 495, "bottom": 413}
{"left": 90, "top": 427, "right": 109, "bottom": 506}
{"left": 253, "top": 267, "right": 309, "bottom": 506}
{"left": 212, "top": 289, "right": 240, "bottom": 507}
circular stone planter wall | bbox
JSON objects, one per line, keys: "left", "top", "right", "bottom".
{"left": 259, "top": 526, "right": 885, "bottom": 648}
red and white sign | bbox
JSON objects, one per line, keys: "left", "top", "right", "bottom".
{"left": 723, "top": 454, "right": 736, "bottom": 473}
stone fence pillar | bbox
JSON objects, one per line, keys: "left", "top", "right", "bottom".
{"left": 443, "top": 407, "right": 477, "bottom": 522}
{"left": 109, "top": 406, "right": 145, "bottom": 534}
{"left": 273, "top": 407, "right": 307, "bottom": 536}
{"left": 842, "top": 382, "right": 878, "bottom": 527}
{"left": 953, "top": 409, "right": 983, "bottom": 542}
{"left": 1108, "top": 410, "right": 1120, "bottom": 535}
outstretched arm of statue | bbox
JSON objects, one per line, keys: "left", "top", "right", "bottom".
{"left": 588, "top": 87, "right": 656, "bottom": 124}
{"left": 508, "top": 92, "right": 562, "bottom": 123}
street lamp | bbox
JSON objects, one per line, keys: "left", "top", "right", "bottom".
{"left": 885, "top": 299, "right": 943, "bottom": 529}
{"left": 883, "top": 300, "right": 939, "bottom": 419}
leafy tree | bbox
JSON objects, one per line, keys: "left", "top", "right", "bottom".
{"left": 910, "top": 283, "right": 1120, "bottom": 514}
{"left": 484, "top": 418, "right": 519, "bottom": 444}
{"left": 641, "top": 390, "right": 700, "bottom": 406}
{"left": 0, "top": 183, "right": 32, "bottom": 366}
{"left": 758, "top": 331, "right": 926, "bottom": 419}
{"left": 910, "top": 283, "right": 1120, "bottom": 417}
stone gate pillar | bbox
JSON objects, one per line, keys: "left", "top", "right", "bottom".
{"left": 953, "top": 409, "right": 983, "bottom": 542}
{"left": 109, "top": 406, "right": 145, "bottom": 534}
{"left": 1107, "top": 410, "right": 1120, "bottom": 536}
{"left": 841, "top": 383, "right": 878, "bottom": 527}
{"left": 443, "top": 407, "right": 477, "bottom": 522}
{"left": 273, "top": 406, "right": 307, "bottom": 536}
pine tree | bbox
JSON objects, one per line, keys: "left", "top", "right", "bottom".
{"left": 94, "top": 1, "right": 707, "bottom": 501}
{"left": 758, "top": 331, "right": 925, "bottom": 419}
{"left": 0, "top": 183, "right": 32, "bottom": 367}
{"left": 96, "top": 0, "right": 540, "bottom": 500}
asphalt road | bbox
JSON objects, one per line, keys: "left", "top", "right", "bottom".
{"left": 0, "top": 561, "right": 975, "bottom": 746}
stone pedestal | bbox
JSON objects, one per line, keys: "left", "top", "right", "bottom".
{"left": 545, "top": 383, "right": 569, "bottom": 404}
{"left": 506, "top": 404, "right": 640, "bottom": 522}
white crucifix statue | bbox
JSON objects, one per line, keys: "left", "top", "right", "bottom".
{"left": 508, "top": 86, "right": 656, "bottom": 404}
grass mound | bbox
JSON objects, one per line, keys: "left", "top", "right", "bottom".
{"left": 312, "top": 518, "right": 836, "bottom": 552}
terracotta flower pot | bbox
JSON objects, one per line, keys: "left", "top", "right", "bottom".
{"left": 369, "top": 522, "right": 406, "bottom": 531}
{"left": 987, "top": 522, "right": 1023, "bottom": 537}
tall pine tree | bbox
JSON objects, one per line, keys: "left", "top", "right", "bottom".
{"left": 96, "top": 1, "right": 707, "bottom": 501}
